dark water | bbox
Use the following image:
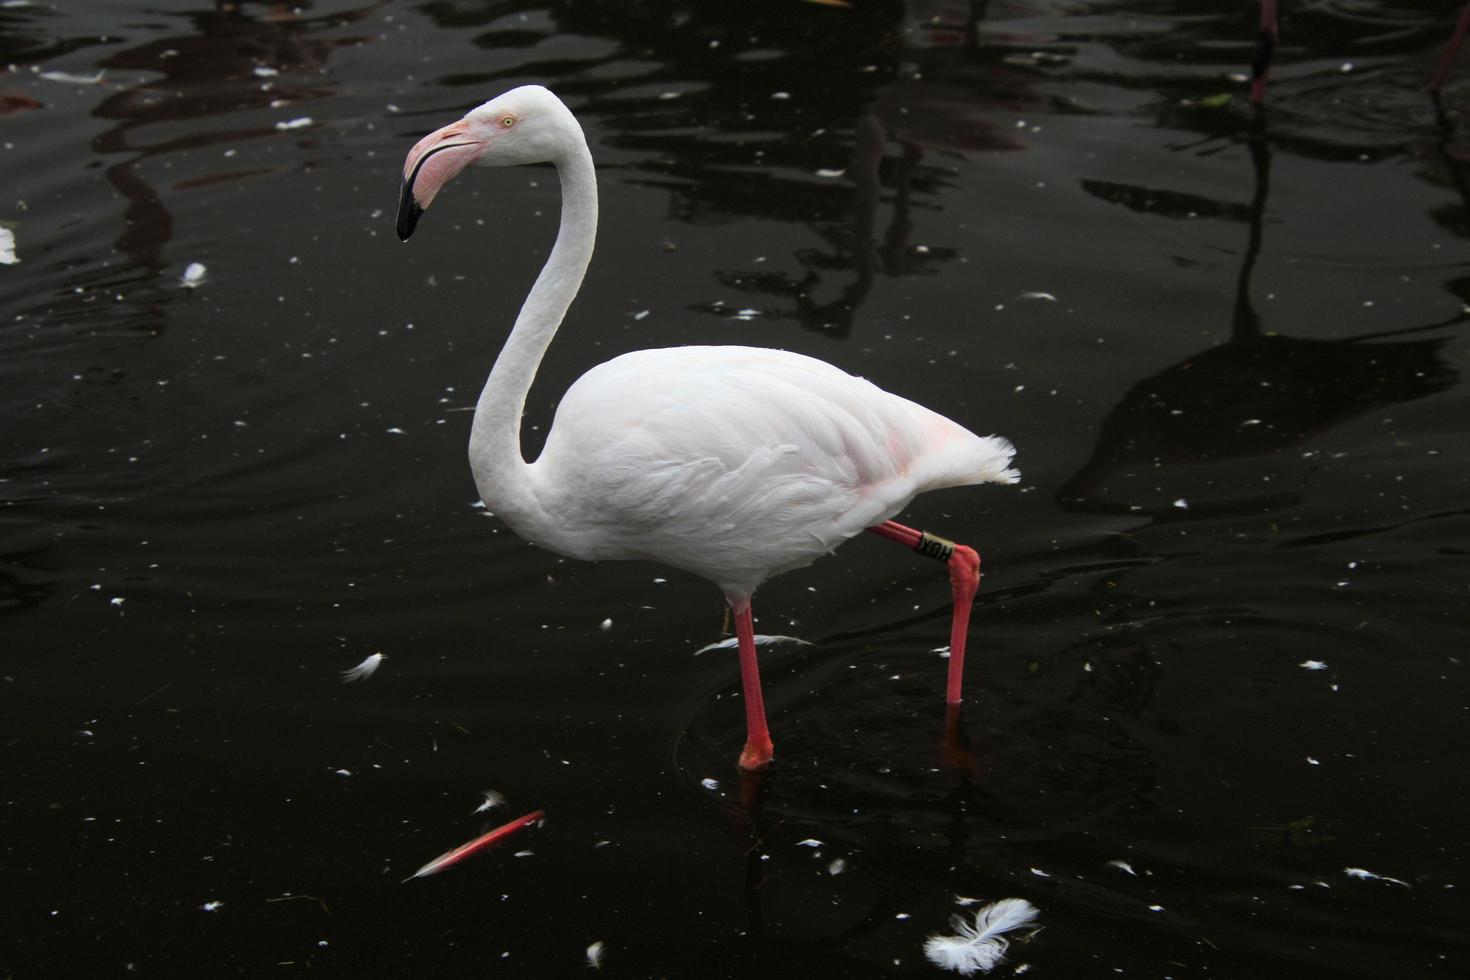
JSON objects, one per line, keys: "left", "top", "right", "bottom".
{"left": 3, "top": 1, "right": 1469, "bottom": 976}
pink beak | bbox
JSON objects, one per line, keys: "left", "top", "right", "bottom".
{"left": 397, "top": 119, "right": 482, "bottom": 241}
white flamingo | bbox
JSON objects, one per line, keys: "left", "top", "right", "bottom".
{"left": 395, "top": 86, "right": 1018, "bottom": 770}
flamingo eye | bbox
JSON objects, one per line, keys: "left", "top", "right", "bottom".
{"left": 500, "top": 114, "right": 516, "bottom": 128}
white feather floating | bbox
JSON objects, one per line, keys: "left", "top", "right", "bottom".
{"left": 924, "top": 897, "right": 1040, "bottom": 976}
{"left": 180, "top": 261, "right": 207, "bottom": 288}
{"left": 341, "top": 652, "right": 385, "bottom": 683}
{"left": 692, "top": 634, "right": 813, "bottom": 656}
{"left": 473, "top": 789, "right": 506, "bottom": 814}
{"left": 1344, "top": 866, "right": 1410, "bottom": 888}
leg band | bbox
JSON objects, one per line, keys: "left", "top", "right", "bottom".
{"left": 915, "top": 531, "right": 956, "bottom": 561}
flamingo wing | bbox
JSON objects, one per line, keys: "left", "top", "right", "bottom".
{"left": 526, "top": 346, "right": 1016, "bottom": 596}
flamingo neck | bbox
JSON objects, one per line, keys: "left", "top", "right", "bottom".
{"left": 469, "top": 136, "right": 597, "bottom": 530}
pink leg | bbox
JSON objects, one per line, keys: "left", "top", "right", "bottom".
{"left": 866, "top": 520, "right": 982, "bottom": 704}
{"left": 732, "top": 600, "right": 774, "bottom": 770}
{"left": 945, "top": 543, "right": 980, "bottom": 704}
{"left": 1250, "top": 0, "right": 1278, "bottom": 105}
{"left": 1432, "top": 2, "right": 1470, "bottom": 92}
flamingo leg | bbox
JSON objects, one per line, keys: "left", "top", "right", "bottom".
{"left": 1432, "top": 2, "right": 1470, "bottom": 92}
{"left": 732, "top": 600, "right": 775, "bottom": 770}
{"left": 866, "top": 520, "right": 982, "bottom": 704}
{"left": 1250, "top": 0, "right": 1279, "bottom": 105}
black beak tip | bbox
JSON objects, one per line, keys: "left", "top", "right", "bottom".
{"left": 396, "top": 181, "right": 424, "bottom": 241}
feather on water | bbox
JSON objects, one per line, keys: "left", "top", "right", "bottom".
{"left": 924, "top": 897, "right": 1039, "bottom": 975}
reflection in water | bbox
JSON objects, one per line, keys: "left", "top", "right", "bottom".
{"left": 1060, "top": 121, "right": 1460, "bottom": 518}
{"left": 703, "top": 0, "right": 1038, "bottom": 336}
{"left": 421, "top": 0, "right": 1034, "bottom": 338}
{"left": 90, "top": 2, "right": 376, "bottom": 285}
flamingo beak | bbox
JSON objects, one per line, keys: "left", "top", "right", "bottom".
{"left": 397, "top": 120, "right": 482, "bottom": 241}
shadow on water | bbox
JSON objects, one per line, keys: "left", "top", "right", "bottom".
{"left": 1061, "top": 114, "right": 1463, "bottom": 519}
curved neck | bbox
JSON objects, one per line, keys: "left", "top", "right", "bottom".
{"left": 469, "top": 138, "right": 597, "bottom": 523}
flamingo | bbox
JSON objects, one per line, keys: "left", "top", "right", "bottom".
{"left": 395, "top": 86, "right": 1018, "bottom": 770}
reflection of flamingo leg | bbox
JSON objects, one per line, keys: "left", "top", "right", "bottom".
{"left": 1432, "top": 2, "right": 1470, "bottom": 92}
{"left": 1256, "top": 0, "right": 1470, "bottom": 101}
{"left": 1250, "top": 0, "right": 1278, "bottom": 105}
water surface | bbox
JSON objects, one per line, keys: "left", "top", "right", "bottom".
{"left": 3, "top": 2, "right": 1468, "bottom": 977}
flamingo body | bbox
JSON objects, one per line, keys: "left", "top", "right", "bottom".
{"left": 518, "top": 344, "right": 1017, "bottom": 599}
{"left": 397, "top": 85, "right": 1017, "bottom": 769}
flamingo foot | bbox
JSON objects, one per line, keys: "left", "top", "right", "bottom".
{"left": 738, "top": 735, "right": 775, "bottom": 771}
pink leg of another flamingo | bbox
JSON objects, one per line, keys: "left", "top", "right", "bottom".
{"left": 1432, "top": 2, "right": 1470, "bottom": 92}
{"left": 732, "top": 599, "right": 775, "bottom": 770}
{"left": 866, "top": 520, "right": 982, "bottom": 705}
{"left": 1250, "top": 0, "right": 1279, "bottom": 105}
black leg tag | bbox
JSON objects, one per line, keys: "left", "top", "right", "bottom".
{"left": 915, "top": 531, "right": 956, "bottom": 561}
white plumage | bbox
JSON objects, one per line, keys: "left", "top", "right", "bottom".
{"left": 532, "top": 344, "right": 1016, "bottom": 597}
{"left": 396, "top": 85, "right": 1017, "bottom": 769}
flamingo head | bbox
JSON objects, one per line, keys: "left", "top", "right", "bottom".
{"left": 397, "top": 84, "right": 576, "bottom": 241}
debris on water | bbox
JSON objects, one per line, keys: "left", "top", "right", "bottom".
{"left": 1029, "top": 867, "right": 1050, "bottom": 877}
{"left": 1107, "top": 859, "right": 1137, "bottom": 876}
{"left": 180, "top": 262, "right": 207, "bottom": 288}
{"left": 109, "top": 597, "right": 125, "bottom": 608}
{"left": 39, "top": 69, "right": 105, "bottom": 85}
{"left": 815, "top": 167, "right": 845, "bottom": 178}
{"left": 924, "top": 897, "right": 1040, "bottom": 976}
{"left": 700, "top": 777, "right": 719, "bottom": 791}
{"left": 828, "top": 858, "right": 847, "bottom": 875}
{"left": 693, "top": 634, "right": 811, "bottom": 655}
{"left": 1300, "top": 660, "right": 1328, "bottom": 671}
{"left": 599, "top": 618, "right": 613, "bottom": 630}
{"left": 1306, "top": 756, "right": 1320, "bottom": 766}
{"left": 1016, "top": 291, "right": 1057, "bottom": 302}
{"left": 275, "top": 117, "right": 313, "bottom": 131}
{"left": 1345, "top": 867, "right": 1410, "bottom": 887}
{"left": 796, "top": 838, "right": 824, "bottom": 848}
{"left": 586, "top": 940, "right": 605, "bottom": 970}
{"left": 334, "top": 769, "right": 351, "bottom": 777}
{"left": 954, "top": 895, "right": 982, "bottom": 907}
{"left": 771, "top": 91, "right": 790, "bottom": 100}
{"left": 341, "top": 652, "right": 385, "bottom": 683}
{"left": 0, "top": 226, "right": 17, "bottom": 265}
{"left": 1172, "top": 498, "right": 1189, "bottom": 509}
{"left": 200, "top": 900, "right": 224, "bottom": 912}
{"left": 632, "top": 310, "right": 649, "bottom": 320}
{"left": 404, "top": 810, "right": 546, "bottom": 881}
{"left": 253, "top": 66, "right": 279, "bottom": 77}
{"left": 386, "top": 427, "right": 404, "bottom": 434}
{"left": 1148, "top": 904, "right": 1165, "bottom": 912}
{"left": 474, "top": 790, "right": 506, "bottom": 814}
